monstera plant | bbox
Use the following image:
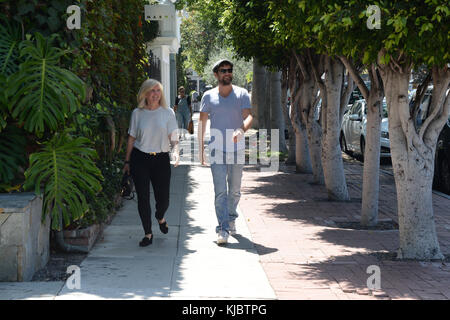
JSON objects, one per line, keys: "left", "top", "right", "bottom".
{"left": 0, "top": 125, "right": 27, "bottom": 191}
{"left": 0, "top": 22, "right": 103, "bottom": 229}
{"left": 7, "top": 32, "right": 85, "bottom": 134}
{"left": 0, "top": 18, "right": 21, "bottom": 77}
{"left": 24, "top": 131, "right": 103, "bottom": 230}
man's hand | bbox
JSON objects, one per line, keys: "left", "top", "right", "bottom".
{"left": 232, "top": 128, "right": 245, "bottom": 143}
{"left": 174, "top": 105, "right": 178, "bottom": 112}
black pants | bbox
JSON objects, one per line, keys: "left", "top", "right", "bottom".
{"left": 130, "top": 148, "right": 171, "bottom": 235}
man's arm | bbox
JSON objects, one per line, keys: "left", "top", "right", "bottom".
{"left": 198, "top": 112, "right": 208, "bottom": 165}
{"left": 233, "top": 109, "right": 253, "bottom": 143}
{"left": 241, "top": 108, "right": 253, "bottom": 132}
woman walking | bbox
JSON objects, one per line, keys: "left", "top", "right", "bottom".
{"left": 123, "top": 79, "right": 179, "bottom": 247}
{"left": 174, "top": 86, "right": 192, "bottom": 139}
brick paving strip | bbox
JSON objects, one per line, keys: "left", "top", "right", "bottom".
{"left": 239, "top": 160, "right": 450, "bottom": 300}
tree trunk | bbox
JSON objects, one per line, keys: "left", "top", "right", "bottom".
{"left": 288, "top": 57, "right": 312, "bottom": 173}
{"left": 322, "top": 57, "right": 350, "bottom": 200}
{"left": 379, "top": 59, "right": 447, "bottom": 260}
{"left": 341, "top": 57, "right": 385, "bottom": 227}
{"left": 294, "top": 112, "right": 312, "bottom": 173}
{"left": 253, "top": 59, "right": 266, "bottom": 129}
{"left": 281, "top": 68, "right": 296, "bottom": 164}
{"left": 270, "top": 71, "right": 288, "bottom": 153}
{"left": 299, "top": 77, "right": 324, "bottom": 184}
{"left": 264, "top": 68, "right": 271, "bottom": 130}
{"left": 361, "top": 92, "right": 383, "bottom": 226}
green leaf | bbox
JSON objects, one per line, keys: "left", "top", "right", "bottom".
{"left": 0, "top": 125, "right": 27, "bottom": 185}
{"left": 0, "top": 18, "right": 21, "bottom": 76}
{"left": 24, "top": 131, "right": 103, "bottom": 230}
{"left": 7, "top": 32, "right": 85, "bottom": 134}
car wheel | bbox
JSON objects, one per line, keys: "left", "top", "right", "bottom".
{"left": 340, "top": 132, "right": 349, "bottom": 154}
{"left": 440, "top": 156, "right": 450, "bottom": 195}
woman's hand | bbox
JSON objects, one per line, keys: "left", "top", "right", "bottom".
{"left": 171, "top": 143, "right": 180, "bottom": 167}
{"left": 173, "top": 150, "right": 180, "bottom": 167}
{"left": 123, "top": 163, "right": 130, "bottom": 174}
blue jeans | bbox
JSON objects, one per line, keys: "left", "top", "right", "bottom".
{"left": 176, "top": 109, "right": 190, "bottom": 130}
{"left": 210, "top": 149, "right": 244, "bottom": 234}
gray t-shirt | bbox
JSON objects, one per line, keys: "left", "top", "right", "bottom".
{"left": 200, "top": 85, "right": 251, "bottom": 152}
{"left": 128, "top": 107, "right": 178, "bottom": 153}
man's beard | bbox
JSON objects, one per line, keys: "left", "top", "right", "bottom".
{"left": 219, "top": 76, "right": 233, "bottom": 85}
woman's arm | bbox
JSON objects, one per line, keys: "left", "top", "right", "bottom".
{"left": 123, "top": 135, "right": 136, "bottom": 173}
{"left": 169, "top": 134, "right": 180, "bottom": 167}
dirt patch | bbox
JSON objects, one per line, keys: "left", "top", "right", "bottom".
{"left": 32, "top": 249, "right": 88, "bottom": 282}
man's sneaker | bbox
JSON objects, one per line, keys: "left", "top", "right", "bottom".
{"left": 229, "top": 220, "right": 236, "bottom": 235}
{"left": 217, "top": 230, "right": 229, "bottom": 245}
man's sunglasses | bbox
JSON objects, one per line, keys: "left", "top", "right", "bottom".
{"left": 219, "top": 68, "right": 233, "bottom": 74}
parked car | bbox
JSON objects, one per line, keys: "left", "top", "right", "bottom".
{"left": 340, "top": 99, "right": 390, "bottom": 157}
{"left": 434, "top": 116, "right": 450, "bottom": 195}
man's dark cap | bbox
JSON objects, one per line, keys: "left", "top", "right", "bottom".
{"left": 212, "top": 59, "right": 233, "bottom": 73}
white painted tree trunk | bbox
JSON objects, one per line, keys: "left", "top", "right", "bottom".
{"left": 288, "top": 58, "right": 312, "bottom": 172}
{"left": 340, "top": 57, "right": 384, "bottom": 227}
{"left": 294, "top": 112, "right": 312, "bottom": 173}
{"left": 300, "top": 77, "right": 324, "bottom": 184}
{"left": 361, "top": 93, "right": 382, "bottom": 226}
{"left": 281, "top": 69, "right": 296, "bottom": 164}
{"left": 270, "top": 71, "right": 288, "bottom": 153}
{"left": 380, "top": 61, "right": 448, "bottom": 260}
{"left": 322, "top": 57, "right": 350, "bottom": 200}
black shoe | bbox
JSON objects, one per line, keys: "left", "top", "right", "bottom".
{"left": 139, "top": 235, "right": 153, "bottom": 247}
{"left": 159, "top": 220, "right": 169, "bottom": 234}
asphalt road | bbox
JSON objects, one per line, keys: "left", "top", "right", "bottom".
{"left": 342, "top": 152, "right": 450, "bottom": 198}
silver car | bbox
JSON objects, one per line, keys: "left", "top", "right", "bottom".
{"left": 340, "top": 99, "right": 390, "bottom": 157}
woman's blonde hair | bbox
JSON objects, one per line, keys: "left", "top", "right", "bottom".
{"left": 137, "top": 79, "right": 168, "bottom": 109}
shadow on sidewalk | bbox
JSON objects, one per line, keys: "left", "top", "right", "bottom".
{"left": 239, "top": 160, "right": 450, "bottom": 299}
{"left": 226, "top": 234, "right": 278, "bottom": 256}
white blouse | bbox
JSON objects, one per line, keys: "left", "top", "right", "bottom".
{"left": 128, "top": 107, "right": 178, "bottom": 153}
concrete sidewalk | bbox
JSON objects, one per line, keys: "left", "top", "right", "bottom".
{"left": 2, "top": 112, "right": 449, "bottom": 300}
{"left": 0, "top": 113, "right": 276, "bottom": 300}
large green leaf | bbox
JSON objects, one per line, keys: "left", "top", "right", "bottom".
{"left": 24, "top": 131, "right": 103, "bottom": 230}
{"left": 7, "top": 32, "right": 86, "bottom": 134}
{"left": 0, "top": 17, "right": 21, "bottom": 76}
{"left": 0, "top": 125, "right": 27, "bottom": 185}
{"left": 0, "top": 74, "right": 8, "bottom": 130}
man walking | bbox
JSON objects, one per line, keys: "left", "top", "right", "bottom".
{"left": 198, "top": 59, "right": 253, "bottom": 245}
